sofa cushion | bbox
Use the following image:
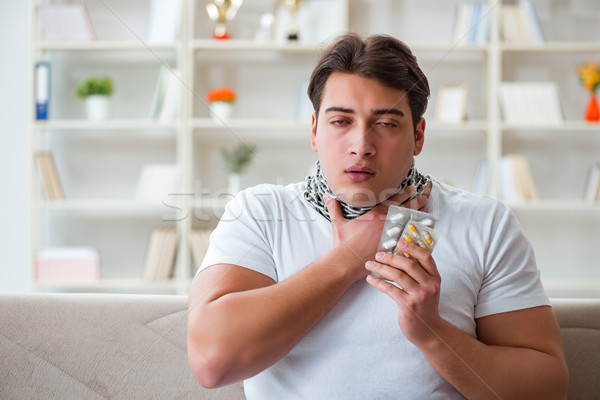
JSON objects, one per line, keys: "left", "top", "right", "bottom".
{"left": 0, "top": 293, "right": 245, "bottom": 400}
{"left": 551, "top": 298, "right": 600, "bottom": 400}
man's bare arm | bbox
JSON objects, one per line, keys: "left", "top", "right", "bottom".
{"left": 366, "top": 243, "right": 569, "bottom": 399}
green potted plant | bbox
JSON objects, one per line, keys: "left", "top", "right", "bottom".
{"left": 222, "top": 144, "right": 255, "bottom": 194}
{"left": 75, "top": 77, "right": 114, "bottom": 121}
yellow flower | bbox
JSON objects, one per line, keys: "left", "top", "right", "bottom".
{"left": 577, "top": 62, "right": 600, "bottom": 93}
{"left": 207, "top": 88, "right": 236, "bottom": 103}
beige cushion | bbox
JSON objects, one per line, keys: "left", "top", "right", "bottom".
{"left": 0, "top": 293, "right": 244, "bottom": 400}
{"left": 551, "top": 298, "right": 600, "bottom": 400}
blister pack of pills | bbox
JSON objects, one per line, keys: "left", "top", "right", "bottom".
{"left": 373, "top": 206, "right": 440, "bottom": 279}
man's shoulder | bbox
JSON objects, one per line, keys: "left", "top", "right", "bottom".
{"left": 238, "top": 181, "right": 307, "bottom": 204}
{"left": 432, "top": 179, "right": 509, "bottom": 218}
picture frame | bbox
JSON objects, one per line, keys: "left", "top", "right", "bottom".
{"left": 434, "top": 84, "right": 469, "bottom": 124}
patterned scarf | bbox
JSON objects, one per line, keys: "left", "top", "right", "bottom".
{"left": 304, "top": 160, "right": 430, "bottom": 221}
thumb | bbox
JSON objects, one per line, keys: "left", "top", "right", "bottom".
{"left": 323, "top": 194, "right": 343, "bottom": 222}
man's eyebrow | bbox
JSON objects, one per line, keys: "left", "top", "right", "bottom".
{"left": 373, "top": 108, "right": 405, "bottom": 117}
{"left": 324, "top": 106, "right": 354, "bottom": 114}
{"left": 324, "top": 106, "right": 405, "bottom": 117}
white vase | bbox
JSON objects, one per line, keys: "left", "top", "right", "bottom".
{"left": 210, "top": 101, "right": 234, "bottom": 121}
{"left": 227, "top": 173, "right": 241, "bottom": 194}
{"left": 85, "top": 95, "right": 112, "bottom": 121}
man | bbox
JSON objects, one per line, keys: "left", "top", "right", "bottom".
{"left": 187, "top": 33, "right": 568, "bottom": 399}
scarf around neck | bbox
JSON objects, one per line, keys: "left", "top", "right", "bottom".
{"left": 303, "top": 160, "right": 430, "bottom": 221}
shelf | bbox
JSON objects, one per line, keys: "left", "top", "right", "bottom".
{"left": 33, "top": 199, "right": 173, "bottom": 211}
{"left": 191, "top": 40, "right": 492, "bottom": 54}
{"left": 191, "top": 39, "right": 325, "bottom": 53}
{"left": 34, "top": 119, "right": 179, "bottom": 131}
{"left": 501, "top": 42, "right": 600, "bottom": 53}
{"left": 192, "top": 118, "right": 309, "bottom": 130}
{"left": 33, "top": 277, "right": 189, "bottom": 292}
{"left": 508, "top": 200, "right": 600, "bottom": 212}
{"left": 501, "top": 121, "right": 600, "bottom": 132}
{"left": 34, "top": 40, "right": 180, "bottom": 51}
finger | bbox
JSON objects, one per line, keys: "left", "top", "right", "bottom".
{"left": 373, "top": 250, "right": 430, "bottom": 286}
{"left": 402, "top": 194, "right": 428, "bottom": 211}
{"left": 323, "top": 194, "right": 343, "bottom": 222}
{"left": 394, "top": 240, "right": 440, "bottom": 280}
{"left": 365, "top": 259, "right": 416, "bottom": 293}
{"left": 366, "top": 274, "right": 407, "bottom": 303}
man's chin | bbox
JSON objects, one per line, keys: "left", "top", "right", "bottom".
{"left": 334, "top": 186, "right": 402, "bottom": 207}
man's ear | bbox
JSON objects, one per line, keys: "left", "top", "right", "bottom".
{"left": 310, "top": 112, "right": 318, "bottom": 152}
{"left": 413, "top": 117, "right": 426, "bottom": 156}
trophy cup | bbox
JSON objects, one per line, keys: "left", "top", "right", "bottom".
{"left": 206, "top": 0, "right": 243, "bottom": 40}
{"left": 282, "top": 0, "right": 303, "bottom": 40}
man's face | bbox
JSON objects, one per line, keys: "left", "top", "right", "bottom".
{"left": 311, "top": 72, "right": 425, "bottom": 207}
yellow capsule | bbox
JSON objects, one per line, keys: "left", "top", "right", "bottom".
{"left": 403, "top": 234, "right": 413, "bottom": 243}
{"left": 408, "top": 224, "right": 417, "bottom": 233}
{"left": 422, "top": 231, "right": 433, "bottom": 245}
{"left": 419, "top": 242, "right": 430, "bottom": 252}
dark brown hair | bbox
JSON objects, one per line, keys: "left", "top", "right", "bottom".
{"left": 307, "top": 33, "right": 430, "bottom": 129}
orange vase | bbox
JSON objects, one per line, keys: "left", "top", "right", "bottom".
{"left": 585, "top": 93, "right": 600, "bottom": 123}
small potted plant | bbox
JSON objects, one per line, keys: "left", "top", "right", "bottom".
{"left": 207, "top": 87, "right": 236, "bottom": 121}
{"left": 75, "top": 77, "right": 114, "bottom": 121}
{"left": 222, "top": 144, "right": 255, "bottom": 194}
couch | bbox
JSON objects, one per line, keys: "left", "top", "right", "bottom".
{"left": 0, "top": 294, "right": 598, "bottom": 400}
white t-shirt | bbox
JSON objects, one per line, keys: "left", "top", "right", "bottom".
{"left": 198, "top": 179, "right": 550, "bottom": 400}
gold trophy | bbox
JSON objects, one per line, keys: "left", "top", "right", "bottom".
{"left": 206, "top": 0, "right": 243, "bottom": 40}
{"left": 282, "top": 0, "right": 303, "bottom": 40}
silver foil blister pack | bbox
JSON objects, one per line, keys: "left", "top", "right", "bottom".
{"left": 373, "top": 206, "right": 440, "bottom": 279}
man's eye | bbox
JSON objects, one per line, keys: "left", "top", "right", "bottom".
{"left": 376, "top": 120, "right": 397, "bottom": 128}
{"left": 331, "top": 119, "right": 349, "bottom": 126}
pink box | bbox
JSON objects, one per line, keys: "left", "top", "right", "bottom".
{"left": 35, "top": 248, "right": 100, "bottom": 283}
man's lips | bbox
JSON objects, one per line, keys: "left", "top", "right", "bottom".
{"left": 345, "top": 166, "right": 375, "bottom": 182}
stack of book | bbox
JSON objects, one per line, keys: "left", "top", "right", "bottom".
{"left": 452, "top": 1, "right": 491, "bottom": 45}
{"left": 501, "top": 0, "right": 544, "bottom": 44}
{"left": 499, "top": 154, "right": 539, "bottom": 203}
{"left": 142, "top": 227, "right": 178, "bottom": 281}
{"left": 499, "top": 82, "right": 563, "bottom": 125}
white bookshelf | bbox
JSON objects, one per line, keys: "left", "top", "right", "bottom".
{"left": 30, "top": 0, "right": 600, "bottom": 297}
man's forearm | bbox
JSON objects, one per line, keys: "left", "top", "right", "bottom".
{"left": 417, "top": 319, "right": 568, "bottom": 400}
{"left": 188, "top": 250, "right": 362, "bottom": 388}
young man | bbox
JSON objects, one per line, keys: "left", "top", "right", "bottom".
{"left": 187, "top": 33, "right": 568, "bottom": 399}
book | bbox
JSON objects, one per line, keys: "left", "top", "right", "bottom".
{"left": 190, "top": 229, "right": 213, "bottom": 272}
{"left": 134, "top": 163, "right": 182, "bottom": 202}
{"left": 501, "top": 2, "right": 544, "bottom": 44}
{"left": 35, "top": 152, "right": 64, "bottom": 201}
{"left": 499, "top": 82, "right": 563, "bottom": 125}
{"left": 518, "top": 0, "right": 544, "bottom": 44}
{"left": 142, "top": 227, "right": 178, "bottom": 281}
{"left": 452, "top": 2, "right": 490, "bottom": 45}
{"left": 146, "top": 0, "right": 181, "bottom": 42}
{"left": 582, "top": 162, "right": 600, "bottom": 202}
{"left": 35, "top": 61, "right": 50, "bottom": 120}
{"left": 149, "top": 67, "right": 182, "bottom": 122}
{"left": 38, "top": 4, "right": 97, "bottom": 41}
{"left": 470, "top": 159, "right": 489, "bottom": 195}
{"left": 499, "top": 154, "right": 538, "bottom": 203}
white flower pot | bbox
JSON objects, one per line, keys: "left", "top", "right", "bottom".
{"left": 85, "top": 95, "right": 112, "bottom": 121}
{"left": 228, "top": 173, "right": 241, "bottom": 194}
{"left": 210, "top": 101, "right": 234, "bottom": 121}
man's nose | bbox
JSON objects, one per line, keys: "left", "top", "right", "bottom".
{"left": 348, "top": 127, "right": 376, "bottom": 157}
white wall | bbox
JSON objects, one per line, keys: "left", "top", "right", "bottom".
{"left": 0, "top": 1, "right": 32, "bottom": 292}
